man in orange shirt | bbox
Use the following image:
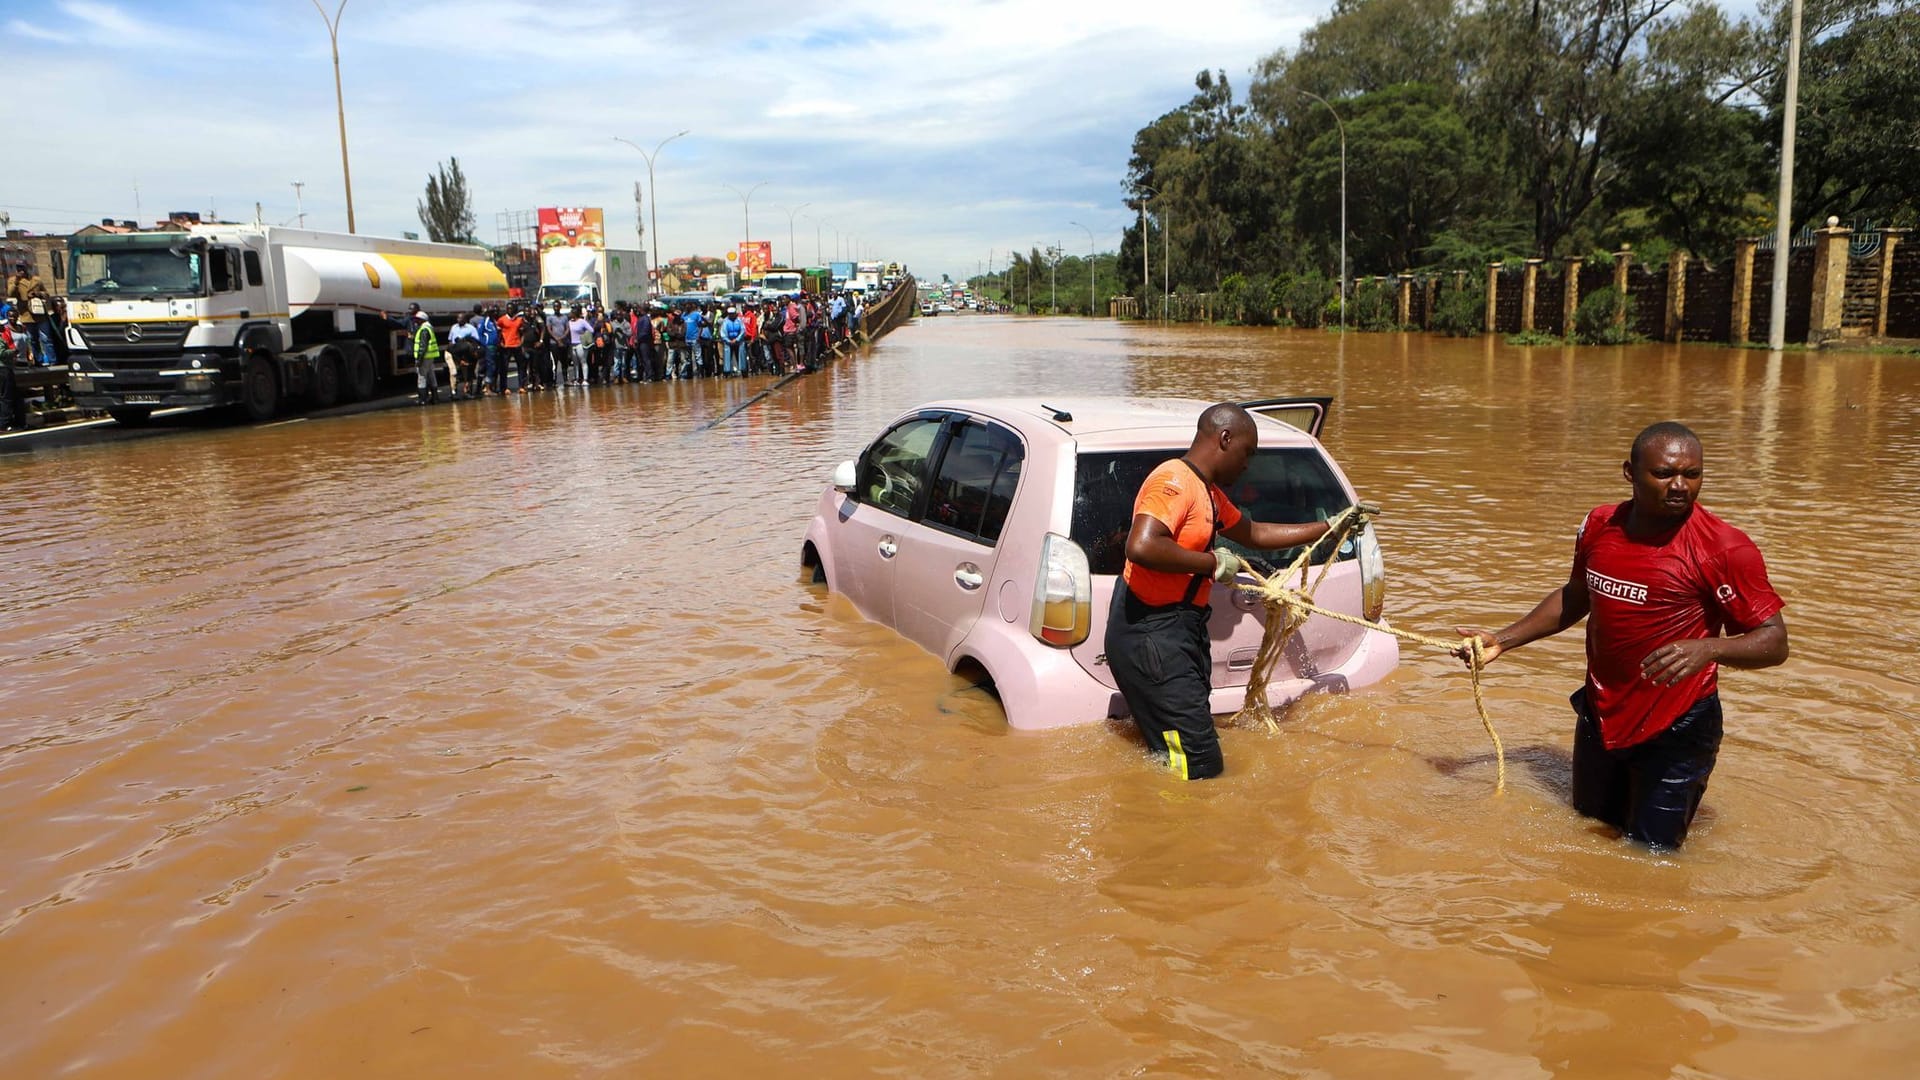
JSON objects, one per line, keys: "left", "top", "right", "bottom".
{"left": 496, "top": 305, "right": 527, "bottom": 393}
{"left": 1106, "top": 403, "right": 1335, "bottom": 780}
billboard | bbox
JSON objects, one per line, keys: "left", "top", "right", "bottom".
{"left": 537, "top": 207, "right": 605, "bottom": 250}
{"left": 737, "top": 240, "right": 771, "bottom": 280}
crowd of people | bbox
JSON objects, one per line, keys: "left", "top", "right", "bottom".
{"left": 399, "top": 290, "right": 873, "bottom": 404}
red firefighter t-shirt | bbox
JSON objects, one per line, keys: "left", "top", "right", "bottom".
{"left": 1572, "top": 501, "right": 1785, "bottom": 749}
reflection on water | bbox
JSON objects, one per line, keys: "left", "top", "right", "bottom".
{"left": 2, "top": 318, "right": 1917, "bottom": 1076}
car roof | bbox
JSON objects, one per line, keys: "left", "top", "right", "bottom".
{"left": 915, "top": 397, "right": 1323, "bottom": 449}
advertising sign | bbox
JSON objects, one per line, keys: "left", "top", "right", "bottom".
{"left": 737, "top": 240, "right": 772, "bottom": 280}
{"left": 537, "top": 207, "right": 605, "bottom": 250}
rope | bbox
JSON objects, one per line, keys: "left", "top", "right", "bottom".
{"left": 1230, "top": 507, "right": 1506, "bottom": 793}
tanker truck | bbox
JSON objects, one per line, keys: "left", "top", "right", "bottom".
{"left": 63, "top": 225, "right": 508, "bottom": 425}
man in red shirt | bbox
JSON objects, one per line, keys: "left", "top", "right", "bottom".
{"left": 1106, "top": 403, "right": 1336, "bottom": 780}
{"left": 1458, "top": 422, "right": 1789, "bottom": 849}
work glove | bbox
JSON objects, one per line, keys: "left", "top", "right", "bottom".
{"left": 1211, "top": 547, "right": 1244, "bottom": 582}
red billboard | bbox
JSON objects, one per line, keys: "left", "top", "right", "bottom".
{"left": 738, "top": 240, "right": 771, "bottom": 280}
{"left": 537, "top": 207, "right": 605, "bottom": 250}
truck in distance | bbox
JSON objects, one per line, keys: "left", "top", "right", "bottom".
{"left": 535, "top": 247, "right": 648, "bottom": 310}
{"left": 64, "top": 225, "right": 508, "bottom": 425}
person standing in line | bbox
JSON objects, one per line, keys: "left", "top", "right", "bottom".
{"left": 473, "top": 304, "right": 501, "bottom": 395}
{"left": 566, "top": 306, "right": 593, "bottom": 386}
{"left": 497, "top": 305, "right": 527, "bottom": 393}
{"left": 680, "top": 302, "right": 705, "bottom": 379}
{"left": 741, "top": 303, "right": 761, "bottom": 376}
{"left": 781, "top": 295, "right": 803, "bottom": 374}
{"left": 720, "top": 307, "right": 746, "bottom": 376}
{"left": 1106, "top": 403, "right": 1337, "bottom": 780}
{"left": 409, "top": 311, "right": 441, "bottom": 405}
{"left": 650, "top": 305, "right": 669, "bottom": 381}
{"left": 544, "top": 302, "right": 570, "bottom": 390}
{"left": 1455, "top": 422, "right": 1789, "bottom": 850}
{"left": 698, "top": 302, "right": 718, "bottom": 377}
{"left": 446, "top": 312, "right": 480, "bottom": 399}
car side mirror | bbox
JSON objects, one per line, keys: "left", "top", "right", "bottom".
{"left": 832, "top": 460, "right": 857, "bottom": 493}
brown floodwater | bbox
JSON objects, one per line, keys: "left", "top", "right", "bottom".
{"left": 3, "top": 317, "right": 1918, "bottom": 1077}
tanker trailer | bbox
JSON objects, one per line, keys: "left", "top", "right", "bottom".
{"left": 64, "top": 226, "right": 508, "bottom": 424}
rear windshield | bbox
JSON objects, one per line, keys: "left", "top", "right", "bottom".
{"left": 1071, "top": 449, "right": 1353, "bottom": 576}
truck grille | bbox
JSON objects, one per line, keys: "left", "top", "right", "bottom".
{"left": 76, "top": 321, "right": 193, "bottom": 356}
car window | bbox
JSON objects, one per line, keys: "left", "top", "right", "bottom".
{"left": 1070, "top": 448, "right": 1352, "bottom": 576}
{"left": 856, "top": 416, "right": 944, "bottom": 518}
{"left": 923, "top": 420, "right": 1023, "bottom": 544}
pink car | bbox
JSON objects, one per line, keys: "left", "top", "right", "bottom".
{"left": 800, "top": 397, "right": 1398, "bottom": 729}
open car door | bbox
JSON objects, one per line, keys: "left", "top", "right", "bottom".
{"left": 1239, "top": 396, "right": 1332, "bottom": 439}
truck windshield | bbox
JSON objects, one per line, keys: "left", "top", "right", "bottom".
{"left": 1070, "top": 448, "right": 1354, "bottom": 576}
{"left": 762, "top": 273, "right": 802, "bottom": 293}
{"left": 69, "top": 240, "right": 203, "bottom": 298}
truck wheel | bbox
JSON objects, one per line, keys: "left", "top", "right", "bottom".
{"left": 345, "top": 347, "right": 376, "bottom": 402}
{"left": 107, "top": 407, "right": 153, "bottom": 426}
{"left": 311, "top": 352, "right": 342, "bottom": 409}
{"left": 242, "top": 356, "right": 279, "bottom": 422}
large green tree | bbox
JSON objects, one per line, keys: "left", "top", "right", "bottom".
{"left": 418, "top": 157, "right": 477, "bottom": 244}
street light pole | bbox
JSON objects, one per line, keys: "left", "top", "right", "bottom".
{"left": 1768, "top": 0, "right": 1805, "bottom": 351}
{"left": 1300, "top": 90, "right": 1347, "bottom": 331}
{"left": 722, "top": 181, "right": 767, "bottom": 251}
{"left": 778, "top": 203, "right": 811, "bottom": 269}
{"left": 310, "top": 0, "right": 355, "bottom": 233}
{"left": 614, "top": 130, "right": 689, "bottom": 298}
{"left": 1068, "top": 221, "right": 1095, "bottom": 315}
{"left": 1136, "top": 185, "right": 1156, "bottom": 320}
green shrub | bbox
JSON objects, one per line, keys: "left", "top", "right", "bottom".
{"left": 1430, "top": 283, "right": 1485, "bottom": 337}
{"left": 1219, "top": 273, "right": 1279, "bottom": 325}
{"left": 1505, "top": 330, "right": 1563, "bottom": 346}
{"left": 1573, "top": 287, "right": 1639, "bottom": 345}
{"left": 1349, "top": 280, "right": 1399, "bottom": 331}
{"left": 1281, "top": 273, "right": 1334, "bottom": 329}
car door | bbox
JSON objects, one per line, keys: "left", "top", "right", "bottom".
{"left": 1240, "top": 396, "right": 1331, "bottom": 438}
{"left": 831, "top": 413, "right": 948, "bottom": 629}
{"left": 890, "top": 417, "right": 1025, "bottom": 659}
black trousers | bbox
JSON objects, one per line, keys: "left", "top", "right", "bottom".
{"left": 1571, "top": 687, "right": 1723, "bottom": 850}
{"left": 1104, "top": 585, "right": 1223, "bottom": 780}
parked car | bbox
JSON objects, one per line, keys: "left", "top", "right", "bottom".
{"left": 799, "top": 397, "right": 1396, "bottom": 730}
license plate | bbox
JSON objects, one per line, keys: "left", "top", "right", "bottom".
{"left": 125, "top": 395, "right": 161, "bottom": 404}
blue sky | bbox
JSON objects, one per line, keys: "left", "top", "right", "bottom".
{"left": 1, "top": 0, "right": 1322, "bottom": 281}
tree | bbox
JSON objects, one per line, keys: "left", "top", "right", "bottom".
{"left": 418, "top": 158, "right": 476, "bottom": 244}
{"left": 1776, "top": 4, "right": 1920, "bottom": 227}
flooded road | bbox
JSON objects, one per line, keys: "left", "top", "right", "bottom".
{"left": 4, "top": 317, "right": 1918, "bottom": 1077}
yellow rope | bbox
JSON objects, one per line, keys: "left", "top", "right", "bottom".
{"left": 1230, "top": 507, "right": 1506, "bottom": 793}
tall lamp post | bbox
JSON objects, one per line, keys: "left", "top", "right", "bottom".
{"left": 1299, "top": 90, "right": 1347, "bottom": 331}
{"left": 1768, "top": 0, "right": 1805, "bottom": 351}
{"left": 722, "top": 181, "right": 767, "bottom": 250}
{"left": 1068, "top": 220, "right": 1095, "bottom": 315}
{"left": 1135, "top": 185, "right": 1156, "bottom": 320}
{"left": 614, "top": 129, "right": 689, "bottom": 298}
{"left": 310, "top": 0, "right": 355, "bottom": 233}
{"left": 777, "top": 203, "right": 811, "bottom": 268}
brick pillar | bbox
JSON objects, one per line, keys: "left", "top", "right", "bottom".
{"left": 1731, "top": 238, "right": 1757, "bottom": 344}
{"left": 1613, "top": 245, "right": 1632, "bottom": 329}
{"left": 1666, "top": 250, "right": 1689, "bottom": 343}
{"left": 1485, "top": 263, "right": 1501, "bottom": 334}
{"left": 1522, "top": 259, "right": 1542, "bottom": 331}
{"left": 1809, "top": 217, "right": 1851, "bottom": 346}
{"left": 1396, "top": 273, "right": 1413, "bottom": 326}
{"left": 1877, "top": 229, "right": 1907, "bottom": 338}
{"left": 1562, "top": 255, "right": 1584, "bottom": 336}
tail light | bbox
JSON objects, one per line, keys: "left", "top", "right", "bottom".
{"left": 1029, "top": 533, "right": 1091, "bottom": 646}
{"left": 1357, "top": 523, "right": 1386, "bottom": 622}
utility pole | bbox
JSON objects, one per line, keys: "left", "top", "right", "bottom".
{"left": 1049, "top": 244, "right": 1059, "bottom": 314}
{"left": 292, "top": 181, "right": 306, "bottom": 228}
{"left": 311, "top": 0, "right": 356, "bottom": 233}
{"left": 615, "top": 130, "right": 689, "bottom": 299}
{"left": 1768, "top": 0, "right": 1805, "bottom": 351}
{"left": 633, "top": 181, "right": 645, "bottom": 257}
{"left": 1137, "top": 186, "right": 1155, "bottom": 320}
